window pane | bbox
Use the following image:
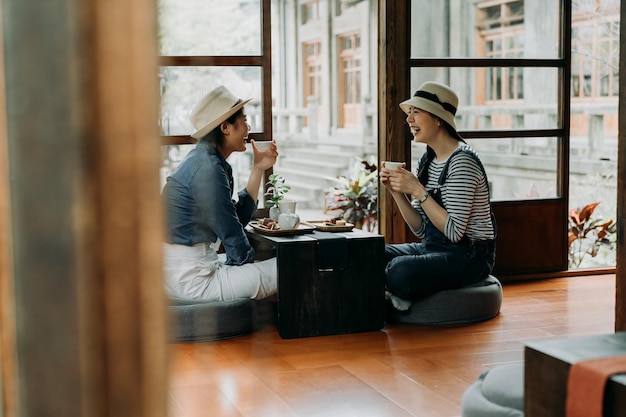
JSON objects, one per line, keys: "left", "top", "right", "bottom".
{"left": 409, "top": 67, "right": 560, "bottom": 131}
{"left": 407, "top": 66, "right": 561, "bottom": 202}
{"left": 410, "top": 0, "right": 560, "bottom": 58}
{"left": 471, "top": 137, "right": 559, "bottom": 201}
{"left": 159, "top": 66, "right": 263, "bottom": 136}
{"left": 158, "top": 0, "right": 261, "bottom": 56}
{"left": 408, "top": 137, "right": 559, "bottom": 202}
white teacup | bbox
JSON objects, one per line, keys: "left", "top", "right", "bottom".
{"left": 278, "top": 213, "right": 300, "bottom": 230}
{"left": 251, "top": 140, "right": 273, "bottom": 151}
{"left": 279, "top": 199, "right": 297, "bottom": 214}
{"left": 383, "top": 161, "right": 403, "bottom": 170}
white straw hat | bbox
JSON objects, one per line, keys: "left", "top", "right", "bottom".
{"left": 189, "top": 86, "right": 252, "bottom": 139}
{"left": 399, "top": 81, "right": 459, "bottom": 130}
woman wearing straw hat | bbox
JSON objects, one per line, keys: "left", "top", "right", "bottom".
{"left": 380, "top": 81, "right": 496, "bottom": 311}
{"left": 162, "top": 85, "right": 278, "bottom": 301}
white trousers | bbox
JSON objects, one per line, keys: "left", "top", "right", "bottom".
{"left": 163, "top": 242, "right": 277, "bottom": 301}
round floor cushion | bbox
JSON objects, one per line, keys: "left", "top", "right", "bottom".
{"left": 461, "top": 363, "right": 524, "bottom": 417}
{"left": 389, "top": 275, "right": 503, "bottom": 325}
{"left": 169, "top": 297, "right": 274, "bottom": 343}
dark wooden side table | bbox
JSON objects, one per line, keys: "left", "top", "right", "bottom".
{"left": 525, "top": 332, "right": 626, "bottom": 417}
{"left": 246, "top": 227, "right": 386, "bottom": 339}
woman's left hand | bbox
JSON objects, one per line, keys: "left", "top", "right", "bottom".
{"left": 251, "top": 139, "right": 278, "bottom": 170}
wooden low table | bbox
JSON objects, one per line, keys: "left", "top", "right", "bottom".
{"left": 525, "top": 332, "right": 626, "bottom": 417}
{"left": 246, "top": 227, "right": 386, "bottom": 339}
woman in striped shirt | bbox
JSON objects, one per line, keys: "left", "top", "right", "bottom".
{"left": 380, "top": 81, "right": 496, "bottom": 311}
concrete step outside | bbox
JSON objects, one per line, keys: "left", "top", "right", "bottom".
{"left": 273, "top": 167, "right": 339, "bottom": 189}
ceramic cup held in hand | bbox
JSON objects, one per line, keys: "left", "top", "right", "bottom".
{"left": 278, "top": 213, "right": 300, "bottom": 230}
{"left": 383, "top": 161, "right": 403, "bottom": 170}
{"left": 251, "top": 140, "right": 273, "bottom": 151}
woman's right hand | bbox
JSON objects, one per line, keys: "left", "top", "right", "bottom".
{"left": 379, "top": 161, "right": 405, "bottom": 190}
{"left": 251, "top": 139, "right": 278, "bottom": 171}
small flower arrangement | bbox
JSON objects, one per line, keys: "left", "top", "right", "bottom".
{"left": 568, "top": 201, "right": 617, "bottom": 268}
{"left": 325, "top": 157, "right": 378, "bottom": 231}
{"left": 264, "top": 174, "right": 291, "bottom": 209}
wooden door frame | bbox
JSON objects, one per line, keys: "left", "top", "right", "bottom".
{"left": 616, "top": 0, "right": 626, "bottom": 332}
{"left": 378, "top": 0, "right": 624, "bottom": 328}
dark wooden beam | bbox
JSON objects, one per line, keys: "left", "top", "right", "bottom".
{"left": 615, "top": 0, "right": 626, "bottom": 331}
{"left": 378, "top": 0, "right": 411, "bottom": 243}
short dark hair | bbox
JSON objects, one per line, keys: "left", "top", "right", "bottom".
{"left": 199, "top": 108, "right": 245, "bottom": 146}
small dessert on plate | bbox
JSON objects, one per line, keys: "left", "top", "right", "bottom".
{"left": 258, "top": 217, "right": 278, "bottom": 229}
{"left": 325, "top": 217, "right": 346, "bottom": 226}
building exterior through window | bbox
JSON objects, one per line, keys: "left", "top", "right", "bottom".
{"left": 157, "top": 0, "right": 619, "bottom": 269}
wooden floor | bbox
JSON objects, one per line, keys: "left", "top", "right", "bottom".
{"left": 167, "top": 274, "right": 616, "bottom": 417}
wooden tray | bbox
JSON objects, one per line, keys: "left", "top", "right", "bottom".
{"left": 304, "top": 220, "right": 354, "bottom": 232}
{"left": 249, "top": 221, "right": 315, "bottom": 236}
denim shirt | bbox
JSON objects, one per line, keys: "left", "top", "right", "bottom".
{"left": 162, "top": 140, "right": 257, "bottom": 265}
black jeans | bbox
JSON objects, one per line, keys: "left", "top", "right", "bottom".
{"left": 384, "top": 222, "right": 495, "bottom": 300}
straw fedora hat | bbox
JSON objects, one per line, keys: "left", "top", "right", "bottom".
{"left": 399, "top": 81, "right": 459, "bottom": 130}
{"left": 189, "top": 86, "right": 252, "bottom": 139}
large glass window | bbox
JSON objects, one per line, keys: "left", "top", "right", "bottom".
{"left": 338, "top": 33, "right": 362, "bottom": 128}
{"left": 410, "top": 65, "right": 560, "bottom": 201}
{"left": 158, "top": 0, "right": 262, "bottom": 56}
{"left": 410, "top": 0, "right": 558, "bottom": 59}
{"left": 159, "top": 66, "right": 263, "bottom": 136}
{"left": 158, "top": 0, "right": 272, "bottom": 197}
{"left": 571, "top": 1, "right": 620, "bottom": 100}
{"left": 407, "top": 0, "right": 619, "bottom": 273}
{"left": 568, "top": 0, "right": 619, "bottom": 269}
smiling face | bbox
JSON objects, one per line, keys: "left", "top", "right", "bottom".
{"left": 405, "top": 106, "right": 441, "bottom": 144}
{"left": 219, "top": 111, "right": 250, "bottom": 157}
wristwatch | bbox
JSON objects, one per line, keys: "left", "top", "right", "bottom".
{"left": 417, "top": 193, "right": 429, "bottom": 204}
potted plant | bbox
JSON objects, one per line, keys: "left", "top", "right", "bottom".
{"left": 325, "top": 157, "right": 378, "bottom": 231}
{"left": 568, "top": 201, "right": 617, "bottom": 268}
{"left": 264, "top": 173, "right": 291, "bottom": 220}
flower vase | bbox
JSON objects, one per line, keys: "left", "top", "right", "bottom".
{"left": 269, "top": 206, "right": 280, "bottom": 220}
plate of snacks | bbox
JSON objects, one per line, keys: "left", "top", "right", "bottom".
{"left": 304, "top": 217, "right": 354, "bottom": 232}
{"left": 249, "top": 218, "right": 315, "bottom": 236}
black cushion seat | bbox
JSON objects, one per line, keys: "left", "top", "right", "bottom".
{"left": 169, "top": 297, "right": 275, "bottom": 343}
{"left": 389, "top": 275, "right": 503, "bottom": 325}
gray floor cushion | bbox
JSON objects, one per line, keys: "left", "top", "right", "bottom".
{"left": 461, "top": 363, "right": 524, "bottom": 417}
{"left": 169, "top": 297, "right": 275, "bottom": 343}
{"left": 389, "top": 275, "right": 503, "bottom": 325}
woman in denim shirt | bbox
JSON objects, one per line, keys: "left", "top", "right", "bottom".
{"left": 162, "top": 86, "right": 278, "bottom": 301}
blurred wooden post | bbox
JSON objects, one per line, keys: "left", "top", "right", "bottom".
{"left": 0, "top": 0, "right": 168, "bottom": 416}
{"left": 378, "top": 0, "right": 411, "bottom": 243}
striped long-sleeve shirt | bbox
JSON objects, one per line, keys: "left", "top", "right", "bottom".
{"left": 411, "top": 145, "right": 495, "bottom": 242}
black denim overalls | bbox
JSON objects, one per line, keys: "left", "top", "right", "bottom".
{"left": 384, "top": 147, "right": 497, "bottom": 299}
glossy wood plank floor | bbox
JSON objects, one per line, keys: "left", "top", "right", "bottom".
{"left": 167, "top": 274, "right": 615, "bottom": 417}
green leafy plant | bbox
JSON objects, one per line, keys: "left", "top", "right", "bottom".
{"left": 568, "top": 201, "right": 617, "bottom": 268}
{"left": 325, "top": 157, "right": 378, "bottom": 231}
{"left": 264, "top": 174, "right": 291, "bottom": 209}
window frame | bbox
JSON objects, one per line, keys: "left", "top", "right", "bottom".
{"left": 379, "top": 0, "right": 573, "bottom": 277}
{"left": 158, "top": 0, "right": 273, "bottom": 148}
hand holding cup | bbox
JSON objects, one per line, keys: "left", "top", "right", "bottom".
{"left": 380, "top": 161, "right": 405, "bottom": 188}
{"left": 251, "top": 139, "right": 274, "bottom": 152}
{"left": 251, "top": 139, "right": 278, "bottom": 170}
{"left": 383, "top": 161, "right": 404, "bottom": 171}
